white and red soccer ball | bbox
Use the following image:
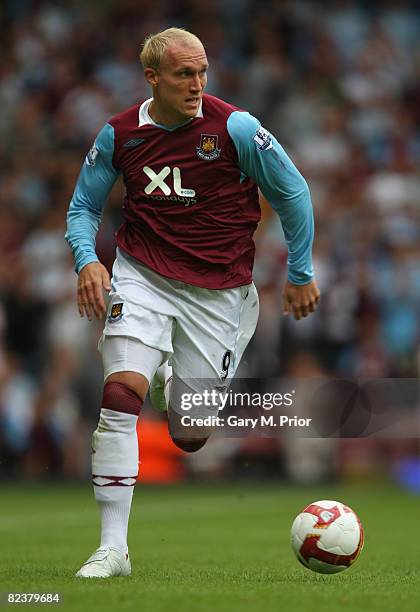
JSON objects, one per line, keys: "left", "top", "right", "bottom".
{"left": 290, "top": 500, "right": 364, "bottom": 574}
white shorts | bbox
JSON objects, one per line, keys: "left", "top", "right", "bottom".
{"left": 99, "top": 249, "right": 259, "bottom": 395}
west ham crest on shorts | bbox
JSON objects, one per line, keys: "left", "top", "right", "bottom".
{"left": 108, "top": 302, "right": 124, "bottom": 323}
{"left": 196, "top": 134, "right": 221, "bottom": 161}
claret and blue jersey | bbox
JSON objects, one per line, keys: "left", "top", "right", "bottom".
{"left": 66, "top": 93, "right": 314, "bottom": 289}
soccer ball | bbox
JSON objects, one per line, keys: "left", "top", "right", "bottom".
{"left": 290, "top": 500, "right": 364, "bottom": 574}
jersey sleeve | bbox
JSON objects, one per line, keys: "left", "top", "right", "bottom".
{"left": 227, "top": 111, "right": 314, "bottom": 285}
{"left": 65, "top": 123, "right": 120, "bottom": 273}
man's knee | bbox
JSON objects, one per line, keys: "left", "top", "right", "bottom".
{"left": 171, "top": 437, "right": 209, "bottom": 453}
{"left": 167, "top": 405, "right": 212, "bottom": 451}
{"left": 101, "top": 381, "right": 143, "bottom": 419}
{"left": 105, "top": 371, "right": 149, "bottom": 402}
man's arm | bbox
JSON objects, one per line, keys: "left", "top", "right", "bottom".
{"left": 227, "top": 111, "right": 320, "bottom": 320}
{"left": 65, "top": 123, "right": 120, "bottom": 320}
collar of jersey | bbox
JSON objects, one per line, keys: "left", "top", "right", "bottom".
{"left": 138, "top": 97, "right": 203, "bottom": 131}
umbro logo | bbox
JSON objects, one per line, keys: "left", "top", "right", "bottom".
{"left": 123, "top": 138, "right": 146, "bottom": 148}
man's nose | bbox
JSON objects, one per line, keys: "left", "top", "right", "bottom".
{"left": 190, "top": 74, "right": 202, "bottom": 91}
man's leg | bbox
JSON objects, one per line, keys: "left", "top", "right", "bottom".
{"left": 76, "top": 336, "right": 164, "bottom": 578}
{"left": 168, "top": 404, "right": 211, "bottom": 453}
{"left": 165, "top": 369, "right": 219, "bottom": 452}
{"left": 150, "top": 362, "right": 210, "bottom": 452}
{"left": 166, "top": 283, "right": 260, "bottom": 453}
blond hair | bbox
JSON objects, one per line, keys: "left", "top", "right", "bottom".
{"left": 140, "top": 27, "right": 203, "bottom": 70}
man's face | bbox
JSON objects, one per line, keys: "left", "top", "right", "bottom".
{"left": 146, "top": 42, "right": 208, "bottom": 124}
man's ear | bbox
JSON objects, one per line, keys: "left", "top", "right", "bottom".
{"left": 144, "top": 67, "right": 159, "bottom": 87}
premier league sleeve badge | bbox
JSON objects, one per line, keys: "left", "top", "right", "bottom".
{"left": 86, "top": 143, "right": 99, "bottom": 166}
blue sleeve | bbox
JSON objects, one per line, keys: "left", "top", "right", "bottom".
{"left": 65, "top": 123, "right": 120, "bottom": 273}
{"left": 227, "top": 111, "right": 314, "bottom": 285}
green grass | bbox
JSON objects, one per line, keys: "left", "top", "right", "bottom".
{"left": 0, "top": 481, "right": 419, "bottom": 611}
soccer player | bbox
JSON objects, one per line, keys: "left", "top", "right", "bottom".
{"left": 66, "top": 27, "right": 320, "bottom": 578}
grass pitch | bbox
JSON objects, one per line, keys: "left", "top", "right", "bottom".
{"left": 0, "top": 480, "right": 419, "bottom": 611}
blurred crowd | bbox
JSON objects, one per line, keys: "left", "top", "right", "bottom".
{"left": 0, "top": 0, "right": 419, "bottom": 481}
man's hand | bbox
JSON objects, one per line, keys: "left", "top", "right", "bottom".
{"left": 77, "top": 262, "right": 111, "bottom": 320}
{"left": 282, "top": 279, "right": 320, "bottom": 321}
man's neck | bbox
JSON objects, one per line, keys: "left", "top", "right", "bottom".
{"left": 148, "top": 100, "right": 190, "bottom": 128}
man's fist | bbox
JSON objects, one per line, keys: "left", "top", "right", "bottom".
{"left": 282, "top": 279, "right": 320, "bottom": 321}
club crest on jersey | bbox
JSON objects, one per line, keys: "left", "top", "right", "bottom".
{"left": 86, "top": 144, "right": 99, "bottom": 166}
{"left": 196, "top": 134, "right": 221, "bottom": 161}
{"left": 108, "top": 302, "right": 124, "bottom": 323}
